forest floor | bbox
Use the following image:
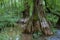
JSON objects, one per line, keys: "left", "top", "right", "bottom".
{"left": 0, "top": 26, "right": 60, "bottom": 40}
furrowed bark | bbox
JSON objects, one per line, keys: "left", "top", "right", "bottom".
{"left": 32, "top": 0, "right": 53, "bottom": 35}
{"left": 32, "top": 0, "right": 41, "bottom": 33}
{"left": 37, "top": 0, "right": 53, "bottom": 35}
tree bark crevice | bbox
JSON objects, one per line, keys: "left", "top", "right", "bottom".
{"left": 17, "top": 0, "right": 53, "bottom": 36}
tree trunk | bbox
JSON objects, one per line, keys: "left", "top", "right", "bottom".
{"left": 32, "top": 0, "right": 53, "bottom": 35}
{"left": 16, "top": 1, "right": 31, "bottom": 34}
{"left": 38, "top": 0, "right": 53, "bottom": 35}
{"left": 32, "top": 0, "right": 41, "bottom": 33}
{"left": 17, "top": 0, "right": 53, "bottom": 35}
